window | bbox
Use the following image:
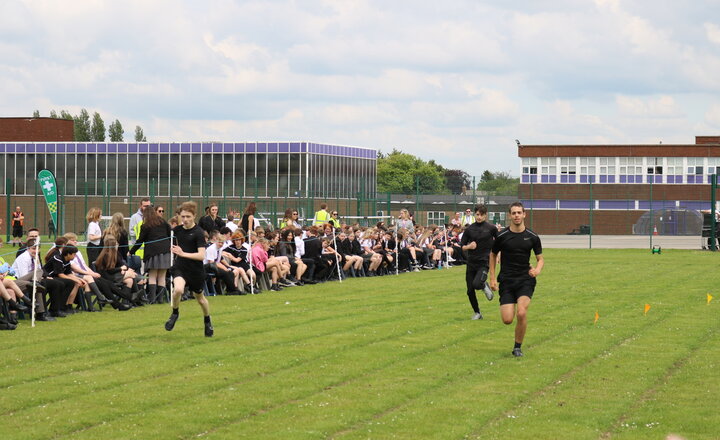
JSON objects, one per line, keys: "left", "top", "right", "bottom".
{"left": 599, "top": 157, "right": 616, "bottom": 174}
{"left": 687, "top": 157, "right": 704, "bottom": 174}
{"left": 667, "top": 158, "right": 682, "bottom": 175}
{"left": 427, "top": 211, "right": 446, "bottom": 224}
{"left": 560, "top": 157, "right": 576, "bottom": 175}
{"left": 522, "top": 157, "right": 538, "bottom": 174}
{"left": 619, "top": 157, "right": 642, "bottom": 174}
{"left": 579, "top": 157, "right": 596, "bottom": 175}
{"left": 646, "top": 157, "right": 663, "bottom": 175}
{"left": 540, "top": 157, "right": 556, "bottom": 174}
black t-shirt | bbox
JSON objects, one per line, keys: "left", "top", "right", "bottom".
{"left": 491, "top": 227, "right": 542, "bottom": 278}
{"left": 303, "top": 236, "right": 322, "bottom": 260}
{"left": 43, "top": 251, "right": 72, "bottom": 277}
{"left": 172, "top": 224, "right": 206, "bottom": 276}
{"left": 461, "top": 221, "right": 498, "bottom": 266}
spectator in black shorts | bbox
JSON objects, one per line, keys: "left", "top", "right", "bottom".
{"left": 460, "top": 204, "right": 497, "bottom": 320}
{"left": 11, "top": 206, "right": 24, "bottom": 247}
{"left": 489, "top": 202, "right": 544, "bottom": 358}
{"left": 165, "top": 201, "right": 214, "bottom": 337}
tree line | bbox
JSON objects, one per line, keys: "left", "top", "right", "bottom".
{"left": 33, "top": 109, "right": 147, "bottom": 143}
{"left": 376, "top": 149, "right": 518, "bottom": 196}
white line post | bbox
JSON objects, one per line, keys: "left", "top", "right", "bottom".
{"left": 444, "top": 226, "right": 450, "bottom": 269}
{"left": 169, "top": 230, "right": 175, "bottom": 307}
{"left": 394, "top": 228, "right": 399, "bottom": 276}
{"left": 332, "top": 228, "right": 343, "bottom": 282}
{"left": 248, "top": 239, "right": 255, "bottom": 294}
{"left": 31, "top": 239, "right": 40, "bottom": 327}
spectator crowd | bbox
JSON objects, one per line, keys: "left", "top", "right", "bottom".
{"left": 1, "top": 200, "right": 493, "bottom": 330}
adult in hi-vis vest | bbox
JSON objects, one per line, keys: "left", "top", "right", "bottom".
{"left": 460, "top": 208, "right": 475, "bottom": 226}
{"left": 313, "top": 203, "right": 331, "bottom": 226}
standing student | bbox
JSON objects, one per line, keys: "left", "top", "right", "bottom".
{"left": 489, "top": 202, "right": 544, "bottom": 357}
{"left": 240, "top": 202, "right": 257, "bottom": 234}
{"left": 460, "top": 204, "right": 497, "bottom": 320}
{"left": 85, "top": 208, "right": 103, "bottom": 265}
{"left": 130, "top": 205, "right": 172, "bottom": 304}
{"left": 11, "top": 206, "right": 24, "bottom": 247}
{"left": 165, "top": 201, "right": 213, "bottom": 337}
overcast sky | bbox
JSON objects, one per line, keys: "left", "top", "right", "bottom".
{"left": 1, "top": 0, "right": 719, "bottom": 176}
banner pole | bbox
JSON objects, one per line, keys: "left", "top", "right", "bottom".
{"left": 31, "top": 239, "right": 39, "bottom": 328}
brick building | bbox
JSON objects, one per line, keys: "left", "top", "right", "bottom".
{"left": 0, "top": 117, "right": 74, "bottom": 142}
{"left": 518, "top": 136, "right": 720, "bottom": 235}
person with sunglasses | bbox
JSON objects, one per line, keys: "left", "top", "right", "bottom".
{"left": 328, "top": 211, "right": 341, "bottom": 229}
{"left": 280, "top": 208, "right": 301, "bottom": 229}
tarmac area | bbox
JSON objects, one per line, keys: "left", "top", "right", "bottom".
{"left": 542, "top": 234, "right": 709, "bottom": 250}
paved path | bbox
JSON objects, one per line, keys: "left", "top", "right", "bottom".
{"left": 541, "top": 235, "right": 706, "bottom": 249}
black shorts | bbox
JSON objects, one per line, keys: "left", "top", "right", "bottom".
{"left": 498, "top": 275, "right": 536, "bottom": 305}
{"left": 12, "top": 225, "right": 23, "bottom": 238}
{"left": 171, "top": 263, "right": 206, "bottom": 293}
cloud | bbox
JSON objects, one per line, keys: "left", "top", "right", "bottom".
{"left": 1, "top": 1, "right": 720, "bottom": 176}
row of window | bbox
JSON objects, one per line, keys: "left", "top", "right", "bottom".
{"left": 0, "top": 152, "right": 376, "bottom": 198}
{"left": 522, "top": 157, "right": 720, "bottom": 183}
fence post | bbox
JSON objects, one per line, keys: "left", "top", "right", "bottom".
{"left": 649, "top": 175, "right": 653, "bottom": 249}
{"left": 150, "top": 178, "right": 156, "bottom": 205}
{"left": 5, "top": 178, "right": 11, "bottom": 242}
{"left": 712, "top": 174, "right": 717, "bottom": 251}
{"left": 34, "top": 177, "right": 39, "bottom": 236}
{"left": 589, "top": 177, "right": 593, "bottom": 249}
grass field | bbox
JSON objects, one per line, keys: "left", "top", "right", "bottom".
{"left": 1, "top": 248, "right": 718, "bottom": 439}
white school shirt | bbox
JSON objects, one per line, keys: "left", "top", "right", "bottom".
{"left": 11, "top": 251, "right": 35, "bottom": 278}
{"left": 226, "top": 221, "right": 238, "bottom": 233}
{"left": 87, "top": 221, "right": 102, "bottom": 245}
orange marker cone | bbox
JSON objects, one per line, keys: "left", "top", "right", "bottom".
{"left": 594, "top": 311, "right": 599, "bottom": 325}
{"left": 708, "top": 294, "right": 714, "bottom": 305}
{"left": 644, "top": 303, "right": 651, "bottom": 315}
{"left": 653, "top": 225, "right": 658, "bottom": 235}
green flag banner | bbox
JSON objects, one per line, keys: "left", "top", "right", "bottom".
{"left": 38, "top": 169, "right": 58, "bottom": 229}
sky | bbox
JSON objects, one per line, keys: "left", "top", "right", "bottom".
{"left": 1, "top": 0, "right": 720, "bottom": 177}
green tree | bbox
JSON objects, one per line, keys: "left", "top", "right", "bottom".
{"left": 376, "top": 149, "right": 446, "bottom": 194}
{"left": 443, "top": 169, "right": 471, "bottom": 194}
{"left": 108, "top": 119, "right": 124, "bottom": 141}
{"left": 73, "top": 109, "right": 92, "bottom": 141}
{"left": 32, "top": 110, "right": 40, "bottom": 118}
{"left": 477, "top": 170, "right": 519, "bottom": 196}
{"left": 91, "top": 112, "right": 106, "bottom": 141}
{"left": 134, "top": 125, "right": 147, "bottom": 142}
{"left": 49, "top": 110, "right": 58, "bottom": 118}
{"left": 59, "top": 110, "right": 73, "bottom": 120}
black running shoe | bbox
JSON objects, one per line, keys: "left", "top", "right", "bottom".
{"left": 204, "top": 320, "right": 214, "bottom": 337}
{"left": 165, "top": 313, "right": 179, "bottom": 331}
{"left": 512, "top": 348, "right": 523, "bottom": 357}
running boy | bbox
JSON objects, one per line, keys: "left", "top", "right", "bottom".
{"left": 460, "top": 204, "right": 497, "bottom": 320}
{"left": 165, "top": 201, "right": 214, "bottom": 337}
{"left": 489, "top": 202, "right": 543, "bottom": 357}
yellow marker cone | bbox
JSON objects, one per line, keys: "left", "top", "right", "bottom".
{"left": 708, "top": 293, "right": 714, "bottom": 305}
{"left": 594, "top": 311, "right": 599, "bottom": 325}
{"left": 644, "top": 303, "right": 651, "bottom": 316}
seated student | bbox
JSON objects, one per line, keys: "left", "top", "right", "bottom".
{"left": 0, "top": 263, "right": 32, "bottom": 317}
{"left": 252, "top": 238, "right": 284, "bottom": 292}
{"left": 225, "top": 213, "right": 238, "bottom": 234}
{"left": 94, "top": 236, "right": 142, "bottom": 305}
{"left": 15, "top": 228, "right": 40, "bottom": 258}
{"left": 64, "top": 233, "right": 130, "bottom": 311}
{"left": 379, "top": 230, "right": 397, "bottom": 271}
{"left": 303, "top": 226, "right": 327, "bottom": 282}
{"left": 293, "top": 227, "right": 315, "bottom": 283}
{"left": 204, "top": 231, "right": 243, "bottom": 295}
{"left": 433, "top": 226, "right": 456, "bottom": 266}
{"left": 360, "top": 228, "right": 383, "bottom": 276}
{"left": 222, "top": 232, "right": 257, "bottom": 294}
{"left": 43, "top": 244, "right": 84, "bottom": 315}
{"left": 10, "top": 238, "right": 62, "bottom": 320}
{"left": 267, "top": 230, "right": 294, "bottom": 287}
{"left": 277, "top": 229, "right": 307, "bottom": 285}
{"left": 335, "top": 230, "right": 363, "bottom": 276}
{"left": 321, "top": 237, "right": 341, "bottom": 279}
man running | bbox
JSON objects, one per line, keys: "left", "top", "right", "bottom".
{"left": 165, "top": 201, "right": 214, "bottom": 337}
{"left": 489, "top": 202, "right": 543, "bottom": 357}
{"left": 460, "top": 204, "right": 497, "bottom": 320}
